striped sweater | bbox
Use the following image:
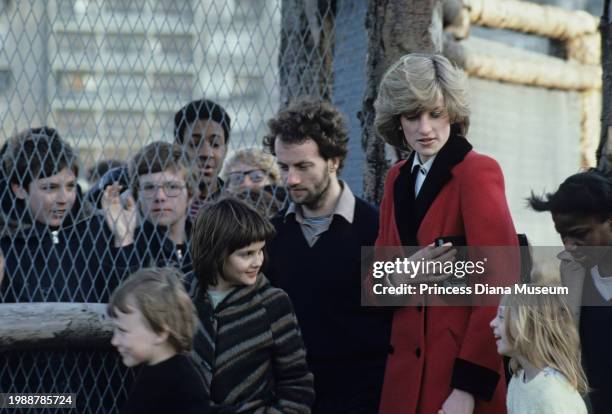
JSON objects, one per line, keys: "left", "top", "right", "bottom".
{"left": 191, "top": 274, "right": 314, "bottom": 413}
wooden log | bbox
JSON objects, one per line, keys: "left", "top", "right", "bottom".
{"left": 580, "top": 90, "right": 601, "bottom": 168}
{"left": 461, "top": 37, "right": 602, "bottom": 90}
{"left": 567, "top": 33, "right": 601, "bottom": 65}
{"left": 467, "top": 0, "right": 599, "bottom": 40}
{"left": 0, "top": 303, "right": 113, "bottom": 351}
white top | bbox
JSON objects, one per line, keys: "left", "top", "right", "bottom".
{"left": 507, "top": 367, "right": 586, "bottom": 414}
{"left": 411, "top": 154, "right": 436, "bottom": 196}
{"left": 591, "top": 265, "right": 612, "bottom": 301}
{"left": 208, "top": 288, "right": 233, "bottom": 309}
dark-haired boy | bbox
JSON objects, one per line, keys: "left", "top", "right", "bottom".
{"left": 0, "top": 127, "right": 112, "bottom": 302}
{"left": 174, "top": 98, "right": 231, "bottom": 219}
{"left": 529, "top": 169, "right": 612, "bottom": 413}
{"left": 0, "top": 127, "right": 128, "bottom": 412}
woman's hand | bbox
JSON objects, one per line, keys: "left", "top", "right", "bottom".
{"left": 438, "top": 389, "right": 475, "bottom": 414}
{"left": 101, "top": 183, "right": 137, "bottom": 248}
{"left": 385, "top": 243, "right": 457, "bottom": 287}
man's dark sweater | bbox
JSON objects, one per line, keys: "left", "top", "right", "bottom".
{"left": 266, "top": 196, "right": 392, "bottom": 411}
{"left": 121, "top": 354, "right": 209, "bottom": 414}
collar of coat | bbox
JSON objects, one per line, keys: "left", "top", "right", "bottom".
{"left": 393, "top": 133, "right": 473, "bottom": 246}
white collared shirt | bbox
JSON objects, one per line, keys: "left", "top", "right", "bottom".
{"left": 591, "top": 265, "right": 612, "bottom": 301}
{"left": 411, "top": 154, "right": 437, "bottom": 196}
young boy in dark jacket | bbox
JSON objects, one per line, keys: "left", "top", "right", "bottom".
{"left": 102, "top": 141, "right": 195, "bottom": 274}
{"left": 0, "top": 127, "right": 129, "bottom": 412}
{"left": 109, "top": 267, "right": 210, "bottom": 414}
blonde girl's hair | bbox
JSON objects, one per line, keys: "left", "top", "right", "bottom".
{"left": 108, "top": 267, "right": 197, "bottom": 354}
{"left": 374, "top": 53, "right": 470, "bottom": 151}
{"left": 501, "top": 285, "right": 588, "bottom": 394}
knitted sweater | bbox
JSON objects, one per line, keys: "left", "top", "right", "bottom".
{"left": 191, "top": 274, "right": 314, "bottom": 413}
{"left": 507, "top": 368, "right": 586, "bottom": 414}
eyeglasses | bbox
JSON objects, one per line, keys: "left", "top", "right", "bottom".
{"left": 227, "top": 169, "right": 268, "bottom": 186}
{"left": 139, "top": 182, "right": 186, "bottom": 198}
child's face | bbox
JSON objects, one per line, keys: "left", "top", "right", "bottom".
{"left": 110, "top": 303, "right": 167, "bottom": 367}
{"left": 183, "top": 119, "right": 227, "bottom": 186}
{"left": 490, "top": 305, "right": 513, "bottom": 356}
{"left": 218, "top": 240, "right": 265, "bottom": 291}
{"left": 13, "top": 167, "right": 77, "bottom": 227}
{"left": 138, "top": 169, "right": 190, "bottom": 229}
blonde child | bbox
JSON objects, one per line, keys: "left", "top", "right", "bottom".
{"left": 489, "top": 284, "right": 588, "bottom": 414}
{"left": 108, "top": 267, "right": 209, "bottom": 414}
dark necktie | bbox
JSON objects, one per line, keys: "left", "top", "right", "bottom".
{"left": 410, "top": 164, "right": 421, "bottom": 198}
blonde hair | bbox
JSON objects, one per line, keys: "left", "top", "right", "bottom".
{"left": 222, "top": 147, "right": 281, "bottom": 185}
{"left": 108, "top": 267, "right": 197, "bottom": 354}
{"left": 502, "top": 285, "right": 588, "bottom": 394}
{"left": 374, "top": 53, "right": 470, "bottom": 150}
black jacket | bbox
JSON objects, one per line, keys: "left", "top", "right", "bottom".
{"left": 0, "top": 212, "right": 118, "bottom": 303}
{"left": 0, "top": 206, "right": 131, "bottom": 412}
{"left": 121, "top": 354, "right": 209, "bottom": 414}
{"left": 266, "top": 197, "right": 392, "bottom": 404}
{"left": 115, "top": 219, "right": 193, "bottom": 276}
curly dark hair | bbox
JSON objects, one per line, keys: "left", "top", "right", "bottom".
{"left": 263, "top": 97, "right": 349, "bottom": 172}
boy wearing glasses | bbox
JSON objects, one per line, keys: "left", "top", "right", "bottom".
{"left": 103, "top": 141, "right": 195, "bottom": 273}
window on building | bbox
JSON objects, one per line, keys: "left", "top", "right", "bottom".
{"left": 104, "top": 33, "right": 146, "bottom": 55}
{"left": 104, "top": 0, "right": 146, "bottom": 14}
{"left": 56, "top": 71, "right": 96, "bottom": 97}
{"left": 156, "top": 34, "right": 193, "bottom": 63}
{"left": 152, "top": 73, "right": 193, "bottom": 99}
{"left": 55, "top": 32, "right": 98, "bottom": 60}
{"left": 101, "top": 73, "right": 146, "bottom": 96}
{"left": 232, "top": 74, "right": 262, "bottom": 99}
{"left": 233, "top": 0, "right": 264, "bottom": 20}
{"left": 152, "top": 111, "right": 175, "bottom": 139}
{"left": 54, "top": 110, "right": 98, "bottom": 138}
{"left": 0, "top": 69, "right": 11, "bottom": 94}
{"left": 57, "top": 0, "right": 91, "bottom": 21}
{"left": 0, "top": 0, "right": 12, "bottom": 16}
{"left": 104, "top": 111, "right": 146, "bottom": 141}
{"left": 152, "top": 0, "right": 193, "bottom": 20}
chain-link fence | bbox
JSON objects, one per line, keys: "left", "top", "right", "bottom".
{"left": 0, "top": 0, "right": 336, "bottom": 412}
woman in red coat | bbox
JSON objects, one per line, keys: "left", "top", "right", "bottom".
{"left": 373, "top": 53, "right": 519, "bottom": 414}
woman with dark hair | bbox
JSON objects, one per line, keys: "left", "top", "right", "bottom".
{"left": 374, "top": 53, "right": 519, "bottom": 414}
{"left": 190, "top": 197, "right": 314, "bottom": 413}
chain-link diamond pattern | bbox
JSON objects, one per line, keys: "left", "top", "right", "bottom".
{"left": 0, "top": 0, "right": 334, "bottom": 412}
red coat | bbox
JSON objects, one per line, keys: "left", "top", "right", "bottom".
{"left": 376, "top": 136, "right": 518, "bottom": 414}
